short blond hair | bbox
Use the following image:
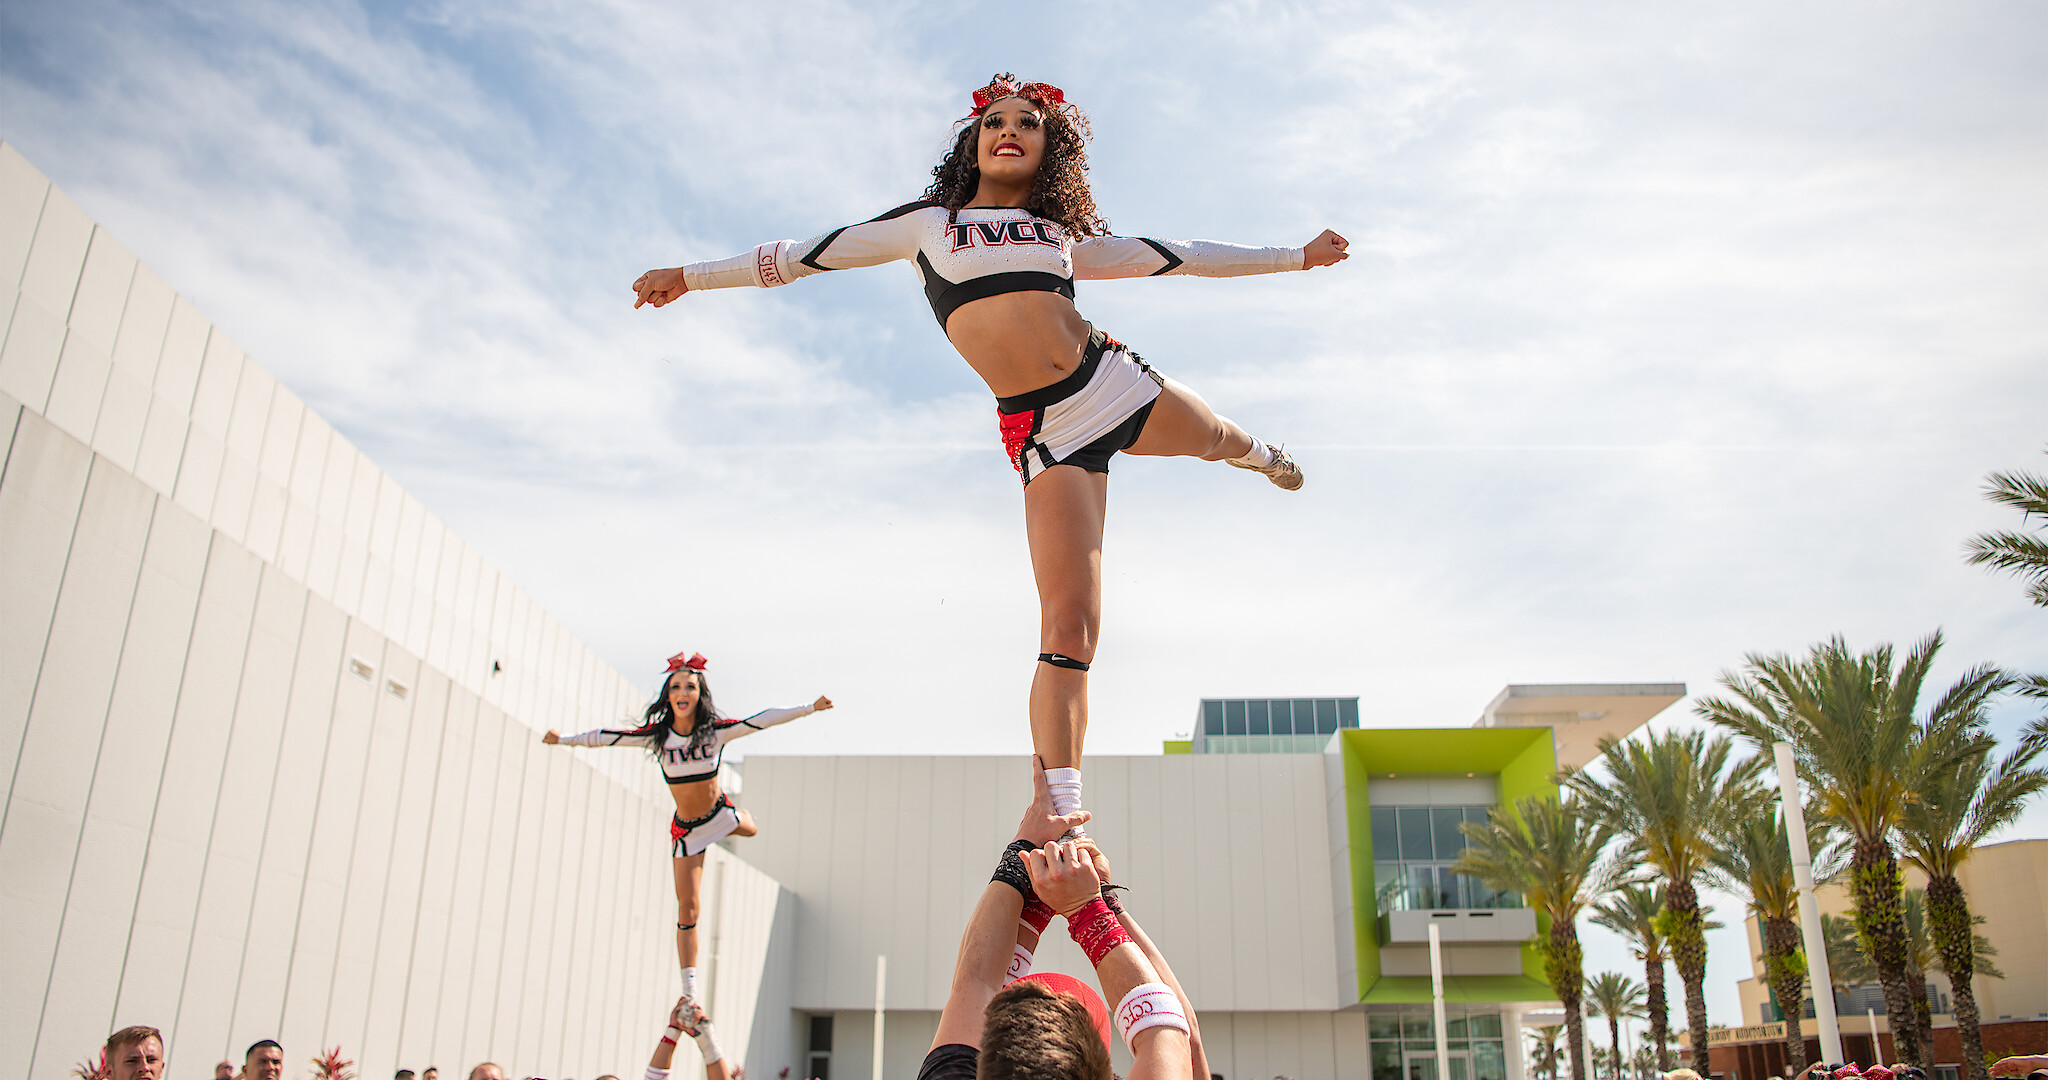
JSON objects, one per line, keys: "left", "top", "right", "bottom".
{"left": 1664, "top": 1070, "right": 1704, "bottom": 1080}
{"left": 107, "top": 1027, "right": 164, "bottom": 1056}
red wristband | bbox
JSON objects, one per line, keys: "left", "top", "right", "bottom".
{"left": 1067, "top": 897, "right": 1133, "bottom": 966}
{"left": 1021, "top": 897, "right": 1055, "bottom": 934}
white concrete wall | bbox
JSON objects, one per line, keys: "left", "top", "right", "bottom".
{"left": 1, "top": 142, "right": 781, "bottom": 1080}
{"left": 735, "top": 752, "right": 1342, "bottom": 1020}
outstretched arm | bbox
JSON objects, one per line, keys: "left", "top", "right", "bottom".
{"left": 721, "top": 696, "right": 833, "bottom": 742}
{"left": 633, "top": 203, "right": 932, "bottom": 308}
{"left": 931, "top": 757, "right": 1090, "bottom": 1051}
{"left": 1072, "top": 228, "right": 1347, "bottom": 281}
{"left": 546, "top": 724, "right": 661, "bottom": 748}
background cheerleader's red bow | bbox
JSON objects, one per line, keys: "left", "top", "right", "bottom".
{"left": 971, "top": 79, "right": 1065, "bottom": 116}
{"left": 666, "top": 651, "right": 708, "bottom": 673}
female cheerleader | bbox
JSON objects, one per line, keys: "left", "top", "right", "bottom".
{"left": 630, "top": 74, "right": 1346, "bottom": 825}
{"left": 544, "top": 651, "right": 831, "bottom": 1007}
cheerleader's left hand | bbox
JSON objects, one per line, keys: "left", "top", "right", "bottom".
{"left": 812, "top": 695, "right": 834, "bottom": 712}
{"left": 1303, "top": 228, "right": 1349, "bottom": 269}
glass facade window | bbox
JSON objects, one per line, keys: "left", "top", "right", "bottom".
{"left": 1367, "top": 1007, "right": 1509, "bottom": 1080}
{"left": 1371, "top": 805, "right": 1522, "bottom": 913}
{"left": 1192, "top": 697, "right": 1360, "bottom": 753}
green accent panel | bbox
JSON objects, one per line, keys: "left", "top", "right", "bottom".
{"left": 1498, "top": 732, "right": 1559, "bottom": 984}
{"left": 1360, "top": 975, "right": 1558, "bottom": 1005}
{"left": 1162, "top": 740, "right": 1192, "bottom": 755}
{"left": 1336, "top": 727, "right": 1558, "bottom": 1002}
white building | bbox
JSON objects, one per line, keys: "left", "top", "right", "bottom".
{"left": 1, "top": 142, "right": 1685, "bottom": 1080}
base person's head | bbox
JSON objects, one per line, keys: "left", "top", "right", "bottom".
{"left": 107, "top": 1027, "right": 166, "bottom": 1080}
{"left": 979, "top": 978, "right": 1112, "bottom": 1080}
{"left": 245, "top": 1041, "right": 283, "bottom": 1080}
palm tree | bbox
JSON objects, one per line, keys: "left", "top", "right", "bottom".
{"left": 1965, "top": 449, "right": 2048, "bottom": 607}
{"left": 1586, "top": 972, "right": 1647, "bottom": 1080}
{"left": 1827, "top": 891, "right": 2002, "bottom": 987}
{"left": 1564, "top": 730, "right": 1766, "bottom": 1072}
{"left": 1591, "top": 884, "right": 1674, "bottom": 1069}
{"left": 1531, "top": 1025, "right": 1565, "bottom": 1080}
{"left": 1704, "top": 808, "right": 1844, "bottom": 1075}
{"left": 1899, "top": 740, "right": 2047, "bottom": 1080}
{"left": 1697, "top": 632, "right": 2003, "bottom": 1068}
{"left": 1455, "top": 794, "right": 1616, "bottom": 1080}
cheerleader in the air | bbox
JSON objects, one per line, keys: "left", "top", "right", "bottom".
{"left": 631, "top": 73, "right": 1346, "bottom": 827}
{"left": 544, "top": 651, "right": 830, "bottom": 1010}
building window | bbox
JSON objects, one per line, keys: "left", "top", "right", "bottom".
{"left": 1365, "top": 1007, "right": 1509, "bottom": 1080}
{"left": 1371, "top": 806, "right": 1522, "bottom": 913}
{"left": 807, "top": 1014, "right": 832, "bottom": 1080}
{"left": 1197, "top": 697, "right": 1360, "bottom": 753}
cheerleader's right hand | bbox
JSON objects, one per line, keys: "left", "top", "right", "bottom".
{"left": 633, "top": 267, "right": 688, "bottom": 308}
{"left": 542, "top": 730, "right": 560, "bottom": 744}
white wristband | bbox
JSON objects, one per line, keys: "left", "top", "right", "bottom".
{"left": 1115, "top": 982, "right": 1189, "bottom": 1049}
{"left": 1005, "top": 944, "right": 1034, "bottom": 985}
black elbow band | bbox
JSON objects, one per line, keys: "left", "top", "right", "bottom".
{"left": 1038, "top": 652, "right": 1090, "bottom": 671}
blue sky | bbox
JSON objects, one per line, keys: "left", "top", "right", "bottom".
{"left": 6, "top": 0, "right": 2046, "bottom": 1031}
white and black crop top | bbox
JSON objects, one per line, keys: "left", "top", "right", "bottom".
{"left": 680, "top": 202, "right": 1305, "bottom": 327}
{"left": 556, "top": 704, "right": 815, "bottom": 785}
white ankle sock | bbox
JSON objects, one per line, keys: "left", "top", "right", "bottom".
{"left": 1045, "top": 767, "right": 1084, "bottom": 818}
{"left": 681, "top": 966, "right": 699, "bottom": 999}
{"left": 1233, "top": 437, "right": 1276, "bottom": 468}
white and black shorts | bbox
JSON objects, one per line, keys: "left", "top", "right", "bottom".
{"left": 997, "top": 327, "right": 1166, "bottom": 486}
{"left": 670, "top": 796, "right": 742, "bottom": 858}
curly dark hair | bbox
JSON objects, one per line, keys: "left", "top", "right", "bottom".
{"left": 627, "top": 668, "right": 722, "bottom": 760}
{"left": 922, "top": 73, "right": 1109, "bottom": 240}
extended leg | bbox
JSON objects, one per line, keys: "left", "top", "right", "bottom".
{"left": 1127, "top": 376, "right": 1299, "bottom": 489}
{"left": 1022, "top": 464, "right": 1109, "bottom": 770}
{"left": 673, "top": 851, "right": 707, "bottom": 991}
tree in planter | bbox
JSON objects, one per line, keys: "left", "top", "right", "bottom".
{"left": 1564, "top": 730, "right": 1766, "bottom": 1073}
{"left": 1705, "top": 807, "right": 1845, "bottom": 1076}
{"left": 1699, "top": 632, "right": 2003, "bottom": 1069}
{"left": 1591, "top": 883, "right": 1674, "bottom": 1070}
{"left": 1455, "top": 794, "right": 1616, "bottom": 1080}
{"left": 1587, "top": 971, "right": 1647, "bottom": 1080}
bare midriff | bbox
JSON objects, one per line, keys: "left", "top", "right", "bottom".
{"left": 671, "top": 777, "right": 724, "bottom": 821}
{"left": 945, "top": 291, "right": 1095, "bottom": 399}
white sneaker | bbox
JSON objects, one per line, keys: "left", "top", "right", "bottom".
{"left": 1227, "top": 446, "right": 1302, "bottom": 491}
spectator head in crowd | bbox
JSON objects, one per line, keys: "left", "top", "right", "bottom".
{"left": 398, "top": 1071, "right": 417, "bottom": 1080}
{"left": 468, "top": 1065, "right": 505, "bottom": 1080}
{"left": 106, "top": 1026, "right": 166, "bottom": 1080}
{"left": 1990, "top": 1061, "right": 2048, "bottom": 1080}
{"left": 246, "top": 1041, "right": 284, "bottom": 1080}
{"left": 423, "top": 1069, "right": 438, "bottom": 1080}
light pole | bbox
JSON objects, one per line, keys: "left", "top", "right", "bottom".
{"left": 1775, "top": 741, "right": 1844, "bottom": 1066}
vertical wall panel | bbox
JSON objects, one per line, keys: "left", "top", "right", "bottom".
{"left": 17, "top": 180, "right": 90, "bottom": 319}
{"left": 66, "top": 226, "right": 136, "bottom": 353}
{"left": 92, "top": 364, "right": 152, "bottom": 473}
{"left": 0, "top": 293, "right": 66, "bottom": 412}
{"left": 394, "top": 679, "right": 475, "bottom": 1068}
{"left": 0, "top": 143, "right": 52, "bottom": 287}
{"left": 0, "top": 412, "right": 94, "bottom": 815}
{"left": 440, "top": 700, "right": 508, "bottom": 1070}
{"left": 277, "top": 618, "right": 384, "bottom": 1055}
{"left": 326, "top": 644, "right": 420, "bottom": 1060}
{"left": 31, "top": 495, "right": 209, "bottom": 1074}
{"left": 360, "top": 666, "right": 447, "bottom": 1077}
{"left": 0, "top": 459, "right": 153, "bottom": 1078}
{"left": 111, "top": 263, "right": 173, "bottom": 384}
{"left": 133, "top": 392, "right": 188, "bottom": 496}
{"left": 230, "top": 593, "right": 349, "bottom": 1045}
{"left": 173, "top": 564, "right": 309, "bottom": 1062}
{"left": 117, "top": 538, "right": 263, "bottom": 1029}
{"left": 151, "top": 297, "right": 208, "bottom": 416}
{"left": 45, "top": 332, "right": 114, "bottom": 445}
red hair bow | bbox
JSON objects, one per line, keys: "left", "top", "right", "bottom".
{"left": 666, "top": 651, "right": 708, "bottom": 673}
{"left": 971, "top": 75, "right": 1065, "bottom": 117}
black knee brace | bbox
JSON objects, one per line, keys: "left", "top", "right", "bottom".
{"left": 1038, "top": 652, "right": 1091, "bottom": 671}
{"left": 677, "top": 922, "right": 697, "bottom": 931}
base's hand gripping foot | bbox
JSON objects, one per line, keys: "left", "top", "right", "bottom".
{"left": 1227, "top": 445, "right": 1303, "bottom": 491}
